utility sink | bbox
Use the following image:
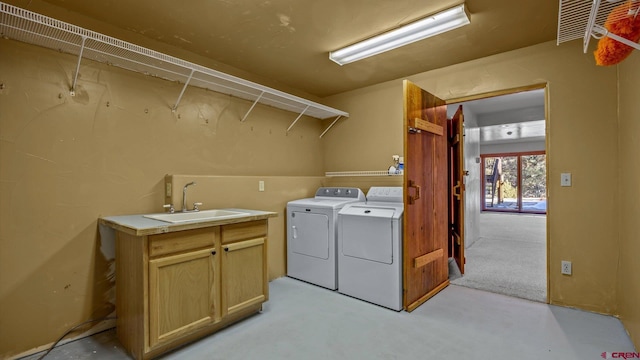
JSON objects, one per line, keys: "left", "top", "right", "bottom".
{"left": 144, "top": 209, "right": 250, "bottom": 223}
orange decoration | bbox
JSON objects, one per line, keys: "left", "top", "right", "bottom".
{"left": 594, "top": 1, "right": 640, "bottom": 66}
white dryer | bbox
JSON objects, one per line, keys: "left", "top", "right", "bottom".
{"left": 338, "top": 186, "right": 404, "bottom": 311}
{"left": 287, "top": 187, "right": 365, "bottom": 290}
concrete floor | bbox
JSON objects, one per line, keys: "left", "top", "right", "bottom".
{"left": 23, "top": 277, "right": 636, "bottom": 360}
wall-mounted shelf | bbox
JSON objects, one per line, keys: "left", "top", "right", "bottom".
{"left": 557, "top": 0, "right": 640, "bottom": 52}
{"left": 0, "top": 2, "right": 349, "bottom": 133}
{"left": 325, "top": 171, "right": 403, "bottom": 177}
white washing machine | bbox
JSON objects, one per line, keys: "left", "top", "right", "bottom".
{"left": 287, "top": 187, "right": 365, "bottom": 290}
{"left": 338, "top": 186, "right": 404, "bottom": 311}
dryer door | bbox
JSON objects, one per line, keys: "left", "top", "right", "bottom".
{"left": 340, "top": 207, "right": 395, "bottom": 264}
{"left": 290, "top": 211, "right": 330, "bottom": 259}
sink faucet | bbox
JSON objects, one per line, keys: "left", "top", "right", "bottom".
{"left": 182, "top": 181, "right": 196, "bottom": 212}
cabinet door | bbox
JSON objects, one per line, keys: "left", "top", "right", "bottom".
{"left": 221, "top": 238, "right": 267, "bottom": 316}
{"left": 149, "top": 248, "right": 218, "bottom": 348}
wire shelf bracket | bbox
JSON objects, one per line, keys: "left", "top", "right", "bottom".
{"left": 0, "top": 1, "right": 349, "bottom": 128}
{"left": 70, "top": 36, "right": 86, "bottom": 96}
{"left": 241, "top": 91, "right": 264, "bottom": 122}
{"left": 172, "top": 69, "right": 195, "bottom": 112}
{"left": 319, "top": 115, "right": 343, "bottom": 138}
{"left": 287, "top": 105, "right": 309, "bottom": 133}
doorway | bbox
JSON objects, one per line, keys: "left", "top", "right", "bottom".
{"left": 447, "top": 87, "right": 548, "bottom": 303}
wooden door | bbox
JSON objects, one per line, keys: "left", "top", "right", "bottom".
{"left": 148, "top": 248, "right": 217, "bottom": 348}
{"left": 403, "top": 80, "right": 450, "bottom": 311}
{"left": 221, "top": 238, "right": 267, "bottom": 316}
{"left": 449, "top": 106, "right": 466, "bottom": 274}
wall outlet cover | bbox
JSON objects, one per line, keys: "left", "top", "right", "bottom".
{"left": 561, "top": 260, "right": 572, "bottom": 275}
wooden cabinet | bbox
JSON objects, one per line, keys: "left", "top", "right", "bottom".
{"left": 221, "top": 220, "right": 268, "bottom": 316}
{"left": 115, "top": 220, "right": 269, "bottom": 360}
{"left": 148, "top": 247, "right": 217, "bottom": 347}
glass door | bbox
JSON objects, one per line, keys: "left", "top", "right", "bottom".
{"left": 521, "top": 154, "right": 547, "bottom": 213}
{"left": 482, "top": 152, "right": 546, "bottom": 213}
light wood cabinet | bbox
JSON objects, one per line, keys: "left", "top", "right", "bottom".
{"left": 148, "top": 247, "right": 217, "bottom": 347}
{"left": 114, "top": 220, "right": 269, "bottom": 360}
{"left": 221, "top": 220, "right": 268, "bottom": 316}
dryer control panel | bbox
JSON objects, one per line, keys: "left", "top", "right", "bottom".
{"left": 315, "top": 187, "right": 365, "bottom": 199}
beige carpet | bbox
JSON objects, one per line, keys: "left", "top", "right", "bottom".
{"left": 451, "top": 212, "right": 547, "bottom": 302}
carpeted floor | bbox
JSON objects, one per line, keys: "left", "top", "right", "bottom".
{"left": 451, "top": 212, "right": 547, "bottom": 302}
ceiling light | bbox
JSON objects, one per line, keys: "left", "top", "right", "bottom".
{"left": 329, "top": 4, "right": 470, "bottom": 66}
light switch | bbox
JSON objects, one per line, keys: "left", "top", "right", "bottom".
{"left": 259, "top": 180, "right": 265, "bottom": 192}
{"left": 561, "top": 173, "right": 572, "bottom": 187}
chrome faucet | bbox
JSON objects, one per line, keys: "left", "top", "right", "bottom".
{"left": 182, "top": 181, "right": 196, "bottom": 212}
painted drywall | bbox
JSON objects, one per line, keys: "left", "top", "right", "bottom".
{"left": 617, "top": 51, "right": 640, "bottom": 349}
{"left": 0, "top": 39, "right": 327, "bottom": 358}
{"left": 464, "top": 127, "right": 481, "bottom": 248}
{"left": 325, "top": 176, "right": 404, "bottom": 193}
{"left": 323, "top": 40, "right": 620, "bottom": 314}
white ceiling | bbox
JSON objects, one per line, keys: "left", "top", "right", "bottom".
{"left": 449, "top": 89, "right": 546, "bottom": 145}
{"left": 479, "top": 120, "right": 546, "bottom": 145}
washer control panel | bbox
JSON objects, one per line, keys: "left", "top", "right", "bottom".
{"left": 366, "top": 187, "right": 403, "bottom": 203}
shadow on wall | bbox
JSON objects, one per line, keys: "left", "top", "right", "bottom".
{"left": 0, "top": 222, "right": 116, "bottom": 357}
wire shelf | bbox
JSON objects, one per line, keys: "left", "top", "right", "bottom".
{"left": 325, "top": 171, "right": 404, "bottom": 177}
{"left": 0, "top": 2, "right": 349, "bottom": 122}
{"left": 557, "top": 0, "right": 640, "bottom": 52}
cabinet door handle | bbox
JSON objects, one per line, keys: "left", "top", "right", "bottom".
{"left": 211, "top": 250, "right": 216, "bottom": 255}
{"left": 224, "top": 238, "right": 265, "bottom": 252}
{"left": 292, "top": 225, "right": 297, "bottom": 239}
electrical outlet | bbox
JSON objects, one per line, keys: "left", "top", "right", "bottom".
{"left": 165, "top": 183, "right": 172, "bottom": 197}
{"left": 258, "top": 180, "right": 265, "bottom": 192}
{"left": 561, "top": 260, "right": 572, "bottom": 275}
{"left": 561, "top": 173, "right": 572, "bottom": 187}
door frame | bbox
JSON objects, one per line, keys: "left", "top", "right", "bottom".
{"left": 445, "top": 83, "right": 550, "bottom": 303}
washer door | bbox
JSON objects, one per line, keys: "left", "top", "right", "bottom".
{"left": 290, "top": 211, "right": 329, "bottom": 259}
{"left": 340, "top": 208, "right": 395, "bottom": 264}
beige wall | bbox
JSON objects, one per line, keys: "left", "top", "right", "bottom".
{"left": 0, "top": 39, "right": 327, "bottom": 358}
{"left": 324, "top": 40, "right": 621, "bottom": 314}
{"left": 617, "top": 51, "right": 640, "bottom": 348}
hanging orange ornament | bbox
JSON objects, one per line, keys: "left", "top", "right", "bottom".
{"left": 594, "top": 1, "right": 640, "bottom": 66}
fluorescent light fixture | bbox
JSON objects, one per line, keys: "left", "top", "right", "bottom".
{"left": 329, "top": 3, "right": 470, "bottom": 65}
